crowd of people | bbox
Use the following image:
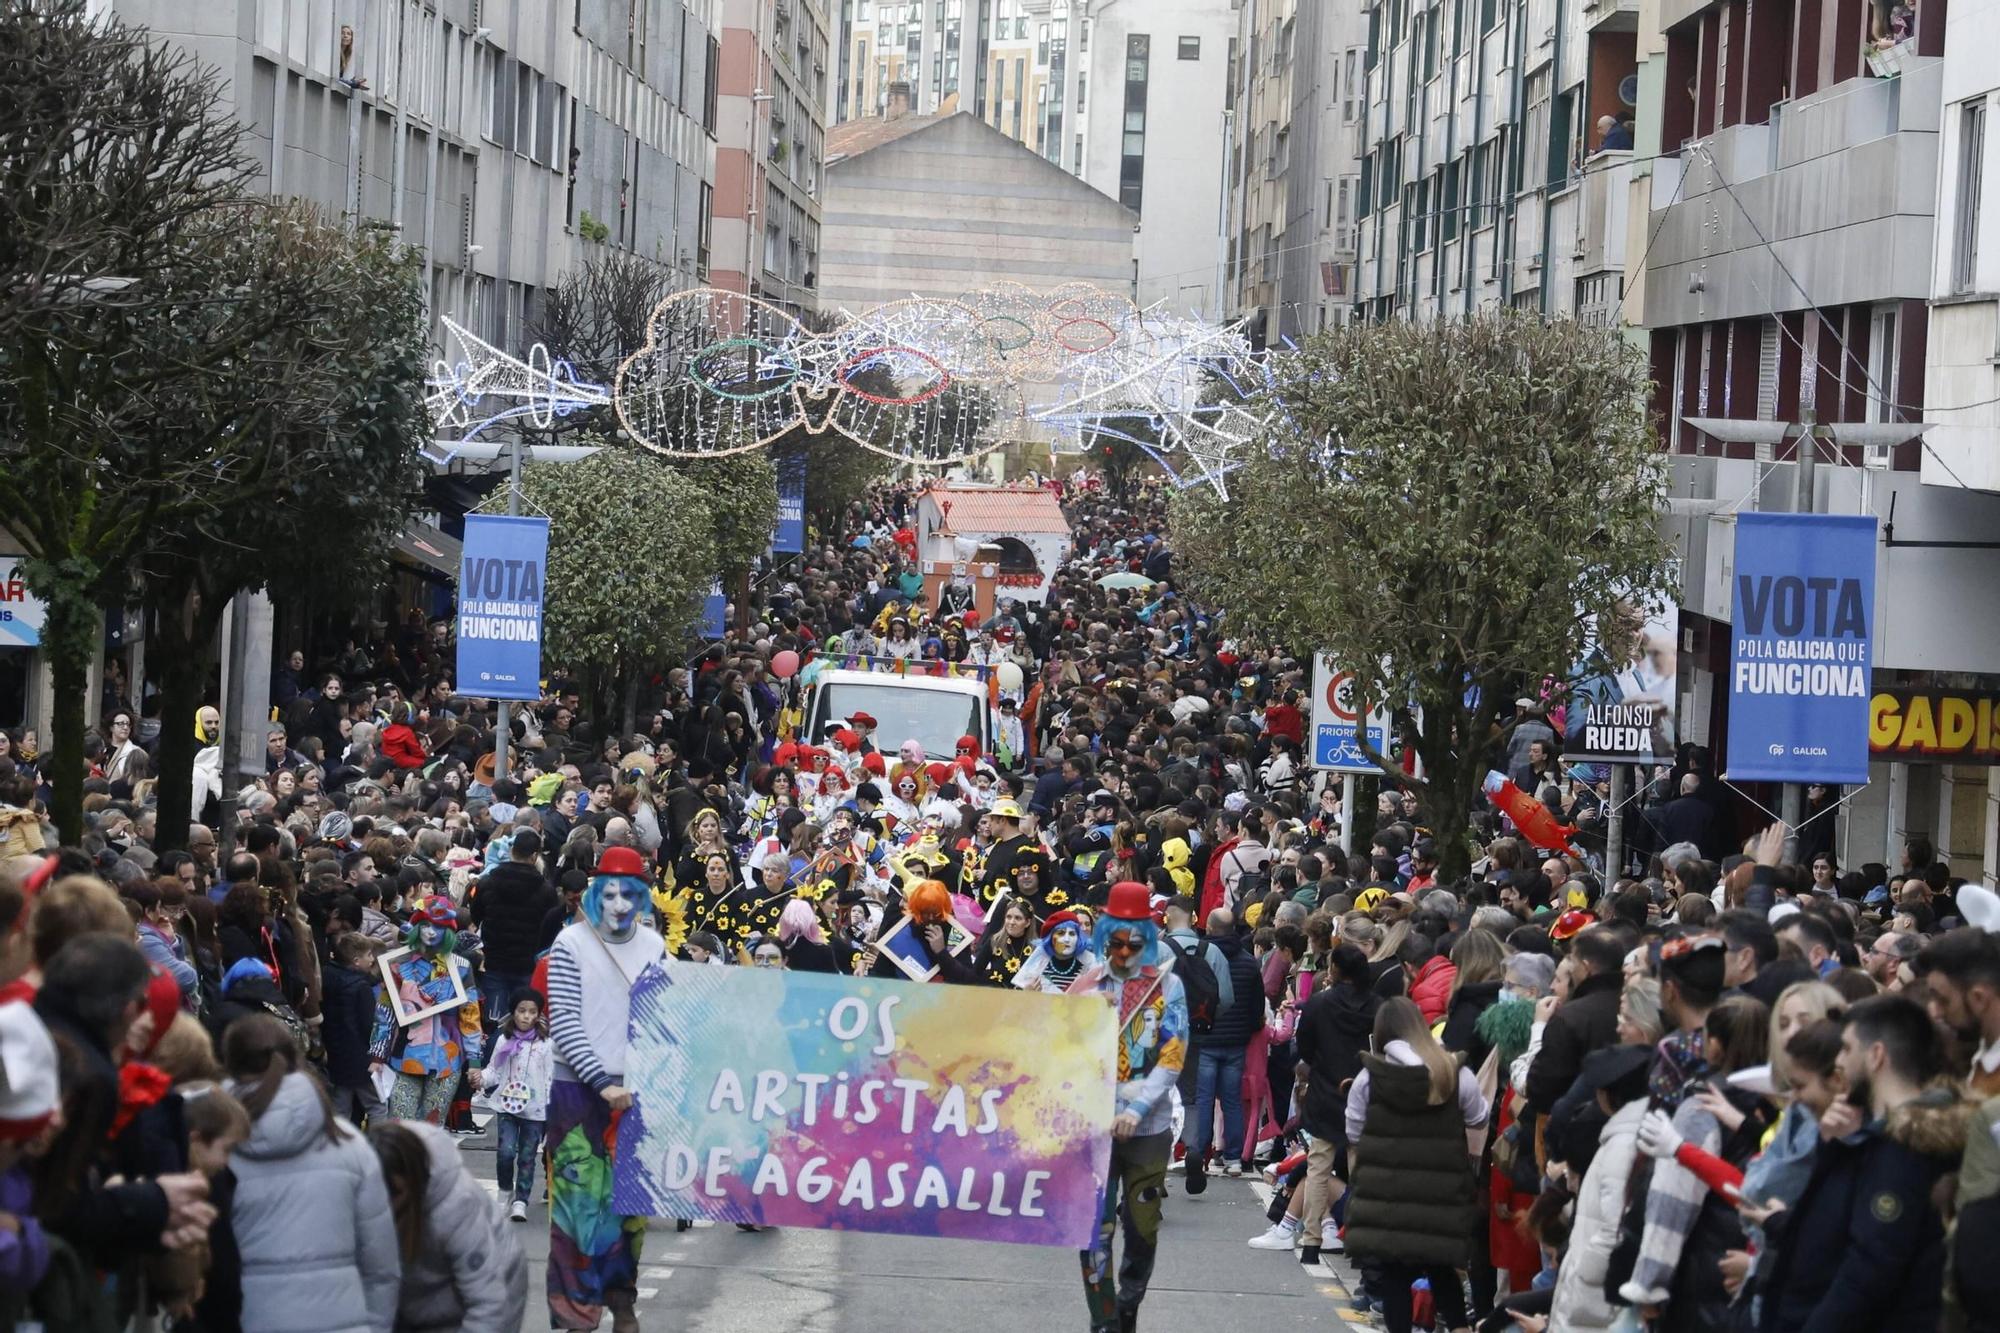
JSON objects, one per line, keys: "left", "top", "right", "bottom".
{"left": 1, "top": 474, "right": 1998, "bottom": 1333}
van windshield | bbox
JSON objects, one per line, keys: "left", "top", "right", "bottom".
{"left": 813, "top": 683, "right": 984, "bottom": 761}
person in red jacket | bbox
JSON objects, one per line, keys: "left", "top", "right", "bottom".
{"left": 1262, "top": 688, "right": 1305, "bottom": 748}
{"left": 1404, "top": 933, "right": 1458, "bottom": 1024}
{"left": 381, "top": 702, "right": 428, "bottom": 770}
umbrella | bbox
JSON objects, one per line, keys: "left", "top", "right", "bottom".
{"left": 1097, "top": 572, "right": 1155, "bottom": 590}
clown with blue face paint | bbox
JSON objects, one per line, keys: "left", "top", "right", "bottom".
{"left": 369, "top": 895, "right": 484, "bottom": 1124}
{"left": 1011, "top": 907, "right": 1099, "bottom": 993}
{"left": 544, "top": 845, "right": 664, "bottom": 1333}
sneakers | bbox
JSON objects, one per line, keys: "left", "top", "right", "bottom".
{"left": 1184, "top": 1159, "right": 1208, "bottom": 1196}
{"left": 1298, "top": 1244, "right": 1321, "bottom": 1266}
{"left": 508, "top": 1199, "right": 527, "bottom": 1222}
{"left": 1247, "top": 1220, "right": 1300, "bottom": 1250}
{"left": 1322, "top": 1232, "right": 1345, "bottom": 1254}
{"left": 1223, "top": 1161, "right": 1245, "bottom": 1178}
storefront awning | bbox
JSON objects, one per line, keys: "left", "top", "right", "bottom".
{"left": 392, "top": 521, "right": 462, "bottom": 581}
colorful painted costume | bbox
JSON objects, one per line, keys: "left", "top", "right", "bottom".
{"left": 369, "top": 899, "right": 483, "bottom": 1125}
{"left": 1072, "top": 902, "right": 1188, "bottom": 1333}
{"left": 545, "top": 847, "right": 663, "bottom": 1331}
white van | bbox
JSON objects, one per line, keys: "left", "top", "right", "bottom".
{"left": 803, "top": 660, "right": 993, "bottom": 761}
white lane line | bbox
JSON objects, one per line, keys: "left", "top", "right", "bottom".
{"left": 637, "top": 1287, "right": 659, "bottom": 1299}
{"left": 640, "top": 1267, "right": 677, "bottom": 1280}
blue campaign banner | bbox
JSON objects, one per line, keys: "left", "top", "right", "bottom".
{"left": 1725, "top": 512, "right": 1877, "bottom": 784}
{"left": 455, "top": 514, "right": 549, "bottom": 702}
{"left": 772, "top": 461, "right": 806, "bottom": 555}
{"left": 701, "top": 579, "right": 728, "bottom": 640}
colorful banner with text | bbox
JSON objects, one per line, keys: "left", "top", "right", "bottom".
{"left": 612, "top": 960, "right": 1115, "bottom": 1248}
{"left": 1725, "top": 512, "right": 1876, "bottom": 784}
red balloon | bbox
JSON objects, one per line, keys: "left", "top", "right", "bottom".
{"left": 771, "top": 649, "right": 801, "bottom": 679}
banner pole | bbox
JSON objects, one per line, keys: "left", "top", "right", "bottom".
{"left": 1606, "top": 764, "right": 1627, "bottom": 881}
{"left": 494, "top": 438, "right": 521, "bottom": 786}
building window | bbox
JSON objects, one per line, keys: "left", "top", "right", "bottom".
{"left": 1866, "top": 305, "right": 1901, "bottom": 427}
{"left": 1178, "top": 35, "right": 1201, "bottom": 60}
{"left": 703, "top": 35, "right": 721, "bottom": 134}
{"left": 1120, "top": 34, "right": 1149, "bottom": 212}
{"left": 1953, "top": 98, "right": 1985, "bottom": 294}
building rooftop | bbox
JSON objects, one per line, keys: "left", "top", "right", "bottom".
{"left": 826, "top": 109, "right": 950, "bottom": 163}
{"left": 921, "top": 485, "right": 1071, "bottom": 535}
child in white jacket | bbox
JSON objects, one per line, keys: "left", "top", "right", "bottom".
{"left": 473, "top": 986, "right": 555, "bottom": 1221}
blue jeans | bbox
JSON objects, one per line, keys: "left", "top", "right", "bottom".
{"left": 494, "top": 1112, "right": 545, "bottom": 1201}
{"left": 1183, "top": 1043, "right": 1245, "bottom": 1166}
{"left": 484, "top": 970, "right": 531, "bottom": 1026}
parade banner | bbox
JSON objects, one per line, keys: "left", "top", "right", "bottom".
{"left": 0, "top": 558, "right": 46, "bottom": 649}
{"left": 613, "top": 960, "right": 1116, "bottom": 1248}
{"left": 772, "top": 459, "right": 806, "bottom": 555}
{"left": 701, "top": 580, "right": 728, "bottom": 640}
{"left": 1563, "top": 595, "right": 1680, "bottom": 763}
{"left": 1725, "top": 512, "right": 1876, "bottom": 784}
{"left": 1870, "top": 687, "right": 2000, "bottom": 764}
{"left": 455, "top": 515, "right": 548, "bottom": 702}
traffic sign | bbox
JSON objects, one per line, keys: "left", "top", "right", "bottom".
{"left": 1311, "top": 653, "right": 1393, "bottom": 773}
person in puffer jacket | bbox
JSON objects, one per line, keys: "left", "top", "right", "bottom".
{"left": 222, "top": 1014, "right": 400, "bottom": 1333}
{"left": 368, "top": 1120, "right": 528, "bottom": 1333}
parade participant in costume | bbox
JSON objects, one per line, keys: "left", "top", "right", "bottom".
{"left": 847, "top": 711, "right": 881, "bottom": 754}
{"left": 939, "top": 612, "right": 970, "bottom": 660}
{"left": 1007, "top": 845, "right": 1065, "bottom": 916}
{"left": 1013, "top": 909, "right": 1097, "bottom": 993}
{"left": 811, "top": 766, "right": 853, "bottom": 824}
{"left": 369, "top": 896, "right": 484, "bottom": 1124}
{"left": 978, "top": 799, "right": 1034, "bottom": 902}
{"left": 975, "top": 897, "right": 1039, "bottom": 987}
{"left": 544, "top": 846, "right": 662, "bottom": 1333}
{"left": 796, "top": 744, "right": 837, "bottom": 799}
{"left": 681, "top": 850, "right": 785, "bottom": 957}
{"left": 883, "top": 764, "right": 926, "bottom": 830}
{"left": 881, "top": 616, "right": 919, "bottom": 660}
{"left": 867, "top": 879, "right": 977, "bottom": 983}
{"left": 739, "top": 767, "right": 797, "bottom": 843}
{"left": 674, "top": 808, "right": 738, "bottom": 888}
{"left": 1071, "top": 881, "right": 1187, "bottom": 1333}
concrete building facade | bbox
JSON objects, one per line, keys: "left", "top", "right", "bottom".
{"left": 712, "top": 0, "right": 830, "bottom": 312}
{"left": 819, "top": 109, "right": 1135, "bottom": 305}
{"left": 1226, "top": 0, "right": 1369, "bottom": 342}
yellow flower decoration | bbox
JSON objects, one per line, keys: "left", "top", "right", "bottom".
{"left": 651, "top": 887, "right": 691, "bottom": 957}
{"left": 1044, "top": 887, "right": 1070, "bottom": 908}
{"left": 795, "top": 877, "right": 834, "bottom": 903}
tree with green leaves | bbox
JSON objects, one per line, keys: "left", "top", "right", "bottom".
{"left": 136, "top": 209, "right": 432, "bottom": 850}
{"left": 0, "top": 0, "right": 430, "bottom": 839}
{"left": 1172, "top": 312, "right": 1674, "bottom": 877}
{"left": 480, "top": 443, "right": 716, "bottom": 727}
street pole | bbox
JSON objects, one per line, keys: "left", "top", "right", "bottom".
{"left": 493, "top": 438, "right": 520, "bottom": 787}
{"left": 1778, "top": 417, "right": 1818, "bottom": 860}
{"left": 1340, "top": 772, "right": 1357, "bottom": 857}
{"left": 1606, "top": 764, "right": 1627, "bottom": 881}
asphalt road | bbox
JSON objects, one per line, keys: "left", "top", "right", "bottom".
{"left": 455, "top": 1129, "right": 1366, "bottom": 1332}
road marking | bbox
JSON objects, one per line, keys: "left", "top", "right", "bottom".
{"left": 640, "top": 1267, "right": 677, "bottom": 1280}
{"left": 637, "top": 1287, "right": 659, "bottom": 1299}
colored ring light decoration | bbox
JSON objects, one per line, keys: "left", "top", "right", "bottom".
{"left": 1054, "top": 317, "right": 1117, "bottom": 355}
{"left": 836, "top": 345, "right": 953, "bottom": 407}
{"left": 980, "top": 315, "right": 1036, "bottom": 353}
{"left": 687, "top": 337, "right": 799, "bottom": 402}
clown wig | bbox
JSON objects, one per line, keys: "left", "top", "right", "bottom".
{"left": 582, "top": 870, "right": 655, "bottom": 930}
{"left": 1091, "top": 913, "right": 1161, "bottom": 965}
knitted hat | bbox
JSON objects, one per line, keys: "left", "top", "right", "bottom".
{"left": 0, "top": 1003, "right": 58, "bottom": 1142}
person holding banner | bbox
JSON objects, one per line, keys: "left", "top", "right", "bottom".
{"left": 544, "top": 846, "right": 664, "bottom": 1333}
{"left": 1070, "top": 881, "right": 1188, "bottom": 1333}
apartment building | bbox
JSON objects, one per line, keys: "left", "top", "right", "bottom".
{"left": 1345, "top": 0, "right": 1639, "bottom": 324}
{"left": 828, "top": 0, "right": 983, "bottom": 121}
{"left": 712, "top": 0, "right": 831, "bottom": 311}
{"left": 1227, "top": 0, "right": 1369, "bottom": 341}
{"left": 111, "top": 0, "right": 722, "bottom": 349}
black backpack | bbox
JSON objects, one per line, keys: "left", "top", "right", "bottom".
{"left": 1165, "top": 936, "right": 1223, "bottom": 1035}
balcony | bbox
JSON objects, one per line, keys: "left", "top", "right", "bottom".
{"left": 1641, "top": 57, "right": 1943, "bottom": 328}
{"left": 1582, "top": 0, "right": 1640, "bottom": 32}
{"left": 1573, "top": 149, "right": 1631, "bottom": 274}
